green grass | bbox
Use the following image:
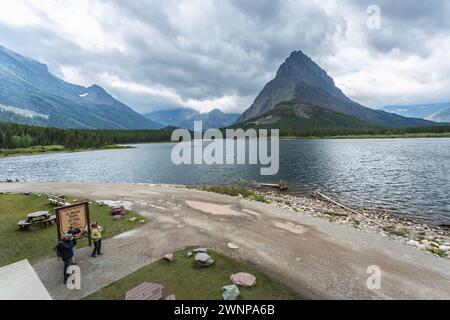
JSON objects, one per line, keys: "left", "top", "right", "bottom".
{"left": 352, "top": 220, "right": 361, "bottom": 227}
{"left": 0, "top": 145, "right": 65, "bottom": 156}
{"left": 85, "top": 250, "right": 301, "bottom": 300}
{"left": 0, "top": 193, "right": 144, "bottom": 267}
{"left": 0, "top": 144, "right": 131, "bottom": 158}
{"left": 427, "top": 247, "right": 448, "bottom": 258}
{"left": 199, "top": 186, "right": 269, "bottom": 203}
{"left": 383, "top": 226, "right": 410, "bottom": 238}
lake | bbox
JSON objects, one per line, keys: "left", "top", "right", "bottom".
{"left": 1, "top": 138, "right": 449, "bottom": 224}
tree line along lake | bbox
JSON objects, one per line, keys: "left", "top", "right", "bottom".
{"left": 0, "top": 138, "right": 449, "bottom": 225}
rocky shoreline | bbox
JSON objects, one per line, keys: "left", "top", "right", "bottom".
{"left": 252, "top": 188, "right": 450, "bottom": 259}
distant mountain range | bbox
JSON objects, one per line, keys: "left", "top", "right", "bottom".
{"left": 0, "top": 45, "right": 444, "bottom": 133}
{"left": 381, "top": 103, "right": 450, "bottom": 123}
{"left": 237, "top": 51, "right": 435, "bottom": 129}
{"left": 0, "top": 45, "right": 161, "bottom": 129}
{"left": 144, "top": 108, "right": 240, "bottom": 130}
{"left": 427, "top": 107, "right": 450, "bottom": 123}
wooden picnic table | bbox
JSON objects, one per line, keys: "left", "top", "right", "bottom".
{"left": 125, "top": 282, "right": 163, "bottom": 300}
{"left": 18, "top": 211, "right": 56, "bottom": 231}
{"left": 27, "top": 211, "right": 50, "bottom": 220}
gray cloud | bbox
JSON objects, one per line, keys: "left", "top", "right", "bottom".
{"left": 0, "top": 0, "right": 449, "bottom": 112}
{"left": 350, "top": 0, "right": 450, "bottom": 57}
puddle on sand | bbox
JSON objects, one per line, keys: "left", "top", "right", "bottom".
{"left": 113, "top": 229, "right": 141, "bottom": 239}
{"left": 273, "top": 221, "right": 306, "bottom": 234}
{"left": 185, "top": 200, "right": 243, "bottom": 216}
{"left": 243, "top": 209, "right": 261, "bottom": 217}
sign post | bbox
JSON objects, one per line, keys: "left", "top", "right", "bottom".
{"left": 55, "top": 202, "right": 92, "bottom": 246}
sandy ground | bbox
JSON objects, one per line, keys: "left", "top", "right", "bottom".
{"left": 1, "top": 182, "right": 450, "bottom": 300}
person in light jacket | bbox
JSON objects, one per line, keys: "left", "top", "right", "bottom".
{"left": 90, "top": 222, "right": 103, "bottom": 258}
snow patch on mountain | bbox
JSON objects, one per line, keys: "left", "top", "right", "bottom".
{"left": 0, "top": 104, "right": 49, "bottom": 120}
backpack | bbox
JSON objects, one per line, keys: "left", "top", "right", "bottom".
{"left": 53, "top": 242, "right": 63, "bottom": 259}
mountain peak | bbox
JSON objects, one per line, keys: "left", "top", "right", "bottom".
{"left": 209, "top": 108, "right": 224, "bottom": 115}
{"left": 277, "top": 50, "right": 315, "bottom": 74}
{"left": 237, "top": 50, "right": 434, "bottom": 127}
{"left": 81, "top": 84, "right": 119, "bottom": 106}
{"left": 275, "top": 50, "right": 342, "bottom": 98}
{"left": 88, "top": 84, "right": 108, "bottom": 93}
{"left": 0, "top": 45, "right": 162, "bottom": 129}
{"left": 144, "top": 107, "right": 239, "bottom": 130}
{"left": 287, "top": 50, "right": 310, "bottom": 61}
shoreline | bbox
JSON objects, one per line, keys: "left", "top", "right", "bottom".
{"left": 249, "top": 187, "right": 450, "bottom": 259}
{"left": 1, "top": 133, "right": 449, "bottom": 160}
{"left": 0, "top": 178, "right": 448, "bottom": 259}
{"left": 1, "top": 182, "right": 450, "bottom": 299}
{"left": 0, "top": 144, "right": 133, "bottom": 159}
{"left": 280, "top": 132, "right": 450, "bottom": 140}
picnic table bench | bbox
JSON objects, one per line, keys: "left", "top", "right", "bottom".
{"left": 125, "top": 282, "right": 164, "bottom": 300}
{"left": 49, "top": 196, "right": 68, "bottom": 207}
{"left": 17, "top": 211, "right": 56, "bottom": 230}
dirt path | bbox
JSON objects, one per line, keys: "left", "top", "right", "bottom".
{"left": 1, "top": 183, "right": 450, "bottom": 300}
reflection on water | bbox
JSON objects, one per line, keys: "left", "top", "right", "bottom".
{"left": 1, "top": 138, "right": 449, "bottom": 224}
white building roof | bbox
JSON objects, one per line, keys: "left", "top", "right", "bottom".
{"left": 0, "top": 260, "right": 52, "bottom": 300}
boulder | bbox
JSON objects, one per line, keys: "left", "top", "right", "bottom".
{"left": 112, "top": 205, "right": 126, "bottom": 216}
{"left": 230, "top": 272, "right": 256, "bottom": 287}
{"left": 227, "top": 242, "right": 240, "bottom": 249}
{"left": 163, "top": 253, "right": 174, "bottom": 262}
{"left": 407, "top": 240, "right": 420, "bottom": 246}
{"left": 222, "top": 285, "right": 240, "bottom": 300}
{"left": 195, "top": 253, "right": 214, "bottom": 267}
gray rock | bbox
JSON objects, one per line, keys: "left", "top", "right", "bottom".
{"left": 407, "top": 240, "right": 419, "bottom": 246}
{"left": 162, "top": 253, "right": 175, "bottom": 262}
{"left": 185, "top": 251, "right": 193, "bottom": 258}
{"left": 222, "top": 285, "right": 240, "bottom": 300}
{"left": 227, "top": 242, "right": 240, "bottom": 249}
{"left": 193, "top": 248, "right": 208, "bottom": 253}
{"left": 195, "top": 253, "right": 214, "bottom": 267}
{"left": 429, "top": 242, "right": 440, "bottom": 248}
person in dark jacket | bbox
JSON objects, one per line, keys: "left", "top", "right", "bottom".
{"left": 59, "top": 233, "right": 77, "bottom": 284}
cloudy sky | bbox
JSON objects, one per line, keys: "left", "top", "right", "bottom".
{"left": 0, "top": 0, "right": 449, "bottom": 114}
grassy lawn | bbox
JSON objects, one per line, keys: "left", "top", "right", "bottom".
{"left": 0, "top": 193, "right": 144, "bottom": 267}
{"left": 85, "top": 250, "right": 301, "bottom": 300}
{"left": 0, "top": 144, "right": 132, "bottom": 158}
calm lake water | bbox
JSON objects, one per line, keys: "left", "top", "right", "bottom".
{"left": 1, "top": 138, "right": 449, "bottom": 224}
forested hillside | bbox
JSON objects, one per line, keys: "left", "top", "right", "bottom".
{"left": 0, "top": 122, "right": 173, "bottom": 149}
{"left": 2, "top": 120, "right": 450, "bottom": 151}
